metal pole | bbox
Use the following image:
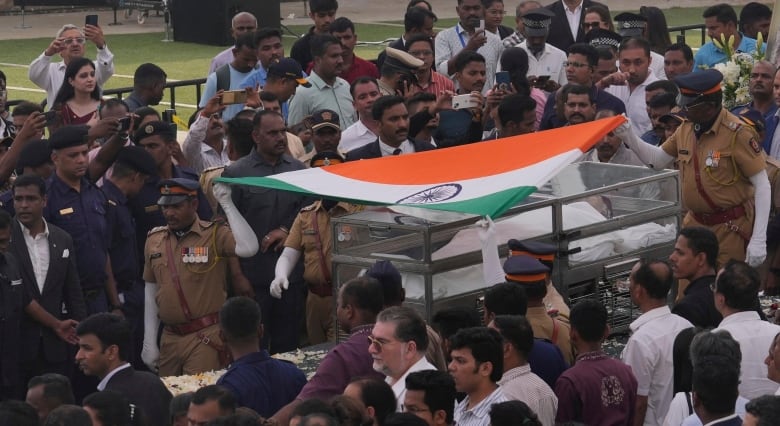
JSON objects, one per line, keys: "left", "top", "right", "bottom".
{"left": 162, "top": 1, "right": 173, "bottom": 42}
{"left": 15, "top": 3, "right": 31, "bottom": 29}
{"left": 766, "top": 0, "right": 780, "bottom": 64}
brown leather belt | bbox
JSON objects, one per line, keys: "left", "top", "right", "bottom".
{"left": 308, "top": 282, "right": 333, "bottom": 298}
{"left": 691, "top": 204, "right": 746, "bottom": 226}
{"left": 165, "top": 312, "right": 219, "bottom": 336}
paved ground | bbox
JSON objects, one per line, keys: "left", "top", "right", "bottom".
{"left": 0, "top": 0, "right": 754, "bottom": 41}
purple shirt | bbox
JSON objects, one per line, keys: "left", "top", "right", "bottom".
{"left": 297, "top": 324, "right": 383, "bottom": 400}
{"left": 554, "top": 351, "right": 638, "bottom": 426}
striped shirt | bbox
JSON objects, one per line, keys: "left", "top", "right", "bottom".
{"left": 498, "top": 365, "right": 558, "bottom": 426}
{"left": 454, "top": 386, "right": 508, "bottom": 426}
{"left": 411, "top": 71, "right": 455, "bottom": 96}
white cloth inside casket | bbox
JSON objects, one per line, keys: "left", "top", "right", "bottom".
{"left": 382, "top": 202, "right": 675, "bottom": 300}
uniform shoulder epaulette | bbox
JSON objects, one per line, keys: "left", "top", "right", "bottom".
{"left": 148, "top": 226, "right": 167, "bottom": 235}
{"left": 200, "top": 219, "right": 217, "bottom": 229}
{"left": 300, "top": 202, "right": 318, "bottom": 212}
{"left": 107, "top": 200, "right": 117, "bottom": 206}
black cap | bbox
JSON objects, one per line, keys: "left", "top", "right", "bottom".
{"left": 309, "top": 151, "right": 345, "bottom": 168}
{"left": 267, "top": 58, "right": 311, "bottom": 87}
{"left": 310, "top": 109, "right": 341, "bottom": 132}
{"left": 658, "top": 108, "right": 687, "bottom": 124}
{"left": 614, "top": 12, "right": 647, "bottom": 37}
{"left": 383, "top": 47, "right": 424, "bottom": 74}
{"left": 674, "top": 69, "right": 723, "bottom": 107}
{"left": 503, "top": 254, "right": 549, "bottom": 283}
{"left": 522, "top": 8, "right": 555, "bottom": 37}
{"left": 16, "top": 139, "right": 52, "bottom": 173}
{"left": 585, "top": 28, "right": 622, "bottom": 49}
{"left": 49, "top": 125, "right": 90, "bottom": 150}
{"left": 133, "top": 121, "right": 176, "bottom": 144}
{"left": 157, "top": 178, "right": 199, "bottom": 206}
{"left": 115, "top": 146, "right": 158, "bottom": 177}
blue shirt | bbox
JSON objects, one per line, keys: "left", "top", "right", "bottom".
{"left": 641, "top": 130, "right": 663, "bottom": 146}
{"left": 0, "top": 189, "right": 14, "bottom": 217}
{"left": 216, "top": 350, "right": 306, "bottom": 418}
{"left": 199, "top": 64, "right": 256, "bottom": 121}
{"left": 528, "top": 338, "right": 569, "bottom": 389}
{"left": 731, "top": 103, "right": 778, "bottom": 123}
{"left": 44, "top": 173, "right": 110, "bottom": 290}
{"left": 694, "top": 34, "right": 757, "bottom": 71}
{"left": 102, "top": 179, "right": 139, "bottom": 289}
{"left": 239, "top": 67, "right": 298, "bottom": 122}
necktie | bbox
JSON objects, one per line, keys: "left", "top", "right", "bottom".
{"left": 393, "top": 148, "right": 402, "bottom": 155}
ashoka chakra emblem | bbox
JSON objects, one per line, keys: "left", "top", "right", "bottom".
{"left": 396, "top": 184, "right": 463, "bottom": 204}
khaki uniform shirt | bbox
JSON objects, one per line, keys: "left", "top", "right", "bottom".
{"left": 285, "top": 200, "right": 364, "bottom": 286}
{"left": 661, "top": 108, "right": 766, "bottom": 213}
{"left": 526, "top": 306, "right": 574, "bottom": 365}
{"left": 143, "top": 219, "right": 236, "bottom": 325}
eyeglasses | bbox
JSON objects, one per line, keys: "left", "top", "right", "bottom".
{"left": 234, "top": 26, "right": 257, "bottom": 32}
{"left": 564, "top": 61, "right": 589, "bottom": 68}
{"left": 63, "top": 37, "right": 86, "bottom": 45}
{"left": 367, "top": 335, "right": 393, "bottom": 351}
{"left": 583, "top": 21, "right": 603, "bottom": 30}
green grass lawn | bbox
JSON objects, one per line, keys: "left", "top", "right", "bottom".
{"left": 1, "top": 5, "right": 728, "bottom": 121}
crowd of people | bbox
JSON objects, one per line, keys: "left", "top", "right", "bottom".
{"left": 2, "top": 0, "right": 780, "bottom": 424}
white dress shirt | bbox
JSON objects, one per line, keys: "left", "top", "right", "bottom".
{"left": 518, "top": 41, "right": 568, "bottom": 86}
{"left": 621, "top": 306, "right": 693, "bottom": 426}
{"left": 663, "top": 392, "right": 749, "bottom": 426}
{"left": 435, "top": 23, "right": 504, "bottom": 93}
{"left": 563, "top": 0, "right": 583, "bottom": 41}
{"left": 498, "top": 365, "right": 557, "bottom": 426}
{"left": 339, "top": 119, "right": 377, "bottom": 152}
{"left": 714, "top": 311, "right": 780, "bottom": 399}
{"left": 770, "top": 110, "right": 780, "bottom": 160}
{"left": 182, "top": 114, "right": 231, "bottom": 174}
{"left": 606, "top": 72, "right": 659, "bottom": 135}
{"left": 28, "top": 46, "right": 115, "bottom": 109}
{"left": 97, "top": 363, "right": 131, "bottom": 391}
{"left": 454, "top": 386, "right": 509, "bottom": 426}
{"left": 386, "top": 356, "right": 437, "bottom": 411}
{"left": 20, "top": 219, "right": 50, "bottom": 294}
{"left": 379, "top": 139, "right": 413, "bottom": 156}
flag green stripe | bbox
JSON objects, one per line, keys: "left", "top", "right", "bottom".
{"left": 217, "top": 176, "right": 536, "bottom": 216}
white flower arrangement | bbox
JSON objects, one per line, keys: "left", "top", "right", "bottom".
{"left": 161, "top": 349, "right": 329, "bottom": 396}
{"left": 708, "top": 32, "right": 765, "bottom": 109}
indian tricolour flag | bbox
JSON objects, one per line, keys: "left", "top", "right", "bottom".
{"left": 217, "top": 116, "right": 625, "bottom": 218}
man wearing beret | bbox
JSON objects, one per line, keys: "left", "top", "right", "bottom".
{"left": 618, "top": 69, "right": 771, "bottom": 269}
{"left": 141, "top": 178, "right": 259, "bottom": 376}
{"left": 103, "top": 146, "right": 158, "bottom": 369}
{"left": 44, "top": 125, "right": 123, "bottom": 316}
{"left": 222, "top": 110, "right": 309, "bottom": 353}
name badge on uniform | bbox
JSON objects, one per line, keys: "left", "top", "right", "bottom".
{"left": 62, "top": 249, "right": 69, "bottom": 258}
{"left": 303, "top": 229, "right": 316, "bottom": 235}
{"left": 59, "top": 207, "right": 74, "bottom": 215}
{"left": 182, "top": 247, "right": 209, "bottom": 263}
{"left": 145, "top": 205, "right": 160, "bottom": 213}
{"left": 11, "top": 279, "right": 21, "bottom": 286}
{"left": 338, "top": 225, "right": 352, "bottom": 242}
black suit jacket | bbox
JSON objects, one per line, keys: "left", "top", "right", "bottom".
{"left": 545, "top": 0, "right": 604, "bottom": 52}
{"left": 345, "top": 139, "right": 436, "bottom": 161}
{"left": 104, "top": 366, "right": 173, "bottom": 426}
{"left": 11, "top": 220, "right": 86, "bottom": 364}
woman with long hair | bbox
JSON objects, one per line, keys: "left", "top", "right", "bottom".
{"left": 52, "top": 57, "right": 101, "bottom": 127}
{"left": 640, "top": 6, "right": 673, "bottom": 55}
{"left": 499, "top": 47, "right": 546, "bottom": 129}
{"left": 583, "top": 4, "right": 614, "bottom": 34}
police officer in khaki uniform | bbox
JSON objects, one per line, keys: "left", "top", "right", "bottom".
{"left": 141, "top": 178, "right": 258, "bottom": 376}
{"left": 503, "top": 254, "right": 574, "bottom": 364}
{"left": 507, "top": 239, "right": 570, "bottom": 322}
{"left": 298, "top": 110, "right": 347, "bottom": 167}
{"left": 270, "top": 148, "right": 363, "bottom": 345}
{"left": 617, "top": 69, "right": 771, "bottom": 269}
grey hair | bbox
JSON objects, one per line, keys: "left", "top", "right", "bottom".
{"left": 376, "top": 306, "right": 429, "bottom": 352}
{"left": 56, "top": 24, "right": 83, "bottom": 38}
{"left": 690, "top": 329, "right": 741, "bottom": 366}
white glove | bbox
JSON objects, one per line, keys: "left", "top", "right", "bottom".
{"left": 212, "top": 182, "right": 232, "bottom": 206}
{"left": 746, "top": 238, "right": 767, "bottom": 267}
{"left": 477, "top": 216, "right": 504, "bottom": 286}
{"left": 612, "top": 115, "right": 632, "bottom": 140}
{"left": 141, "top": 339, "right": 160, "bottom": 372}
{"left": 269, "top": 276, "right": 289, "bottom": 299}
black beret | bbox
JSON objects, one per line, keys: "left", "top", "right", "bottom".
{"left": 133, "top": 121, "right": 176, "bottom": 144}
{"left": 115, "top": 145, "right": 158, "bottom": 177}
{"left": 49, "top": 125, "right": 90, "bottom": 150}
